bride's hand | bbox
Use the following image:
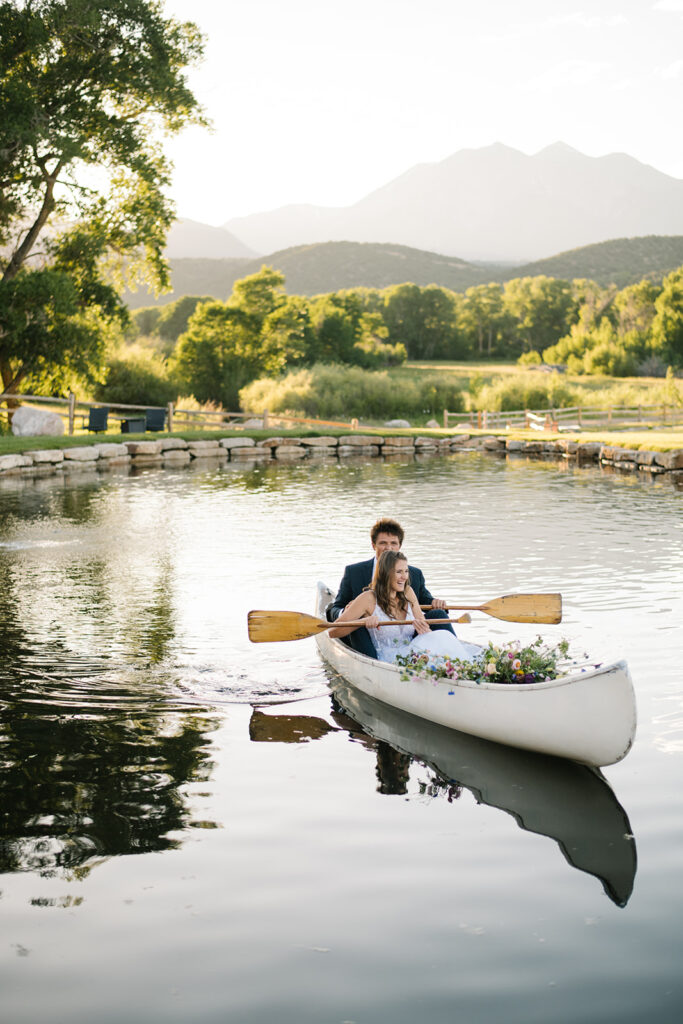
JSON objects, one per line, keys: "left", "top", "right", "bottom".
{"left": 414, "top": 616, "right": 431, "bottom": 635}
{"left": 364, "top": 614, "right": 379, "bottom": 629}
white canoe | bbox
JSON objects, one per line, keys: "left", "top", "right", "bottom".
{"left": 315, "top": 582, "right": 637, "bottom": 767}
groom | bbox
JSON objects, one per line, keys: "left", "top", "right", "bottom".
{"left": 327, "top": 517, "right": 454, "bottom": 659}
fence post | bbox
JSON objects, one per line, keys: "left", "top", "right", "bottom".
{"left": 167, "top": 401, "right": 174, "bottom": 432}
{"left": 68, "top": 391, "right": 76, "bottom": 435}
{"left": 608, "top": 407, "right": 612, "bottom": 425}
{"left": 443, "top": 409, "right": 448, "bottom": 429}
{"left": 351, "top": 417, "right": 359, "bottom": 430}
{"left": 263, "top": 409, "right": 269, "bottom": 429}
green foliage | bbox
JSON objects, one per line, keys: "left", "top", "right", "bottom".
{"left": 518, "top": 350, "right": 542, "bottom": 366}
{"left": 94, "top": 347, "right": 177, "bottom": 406}
{"left": 383, "top": 283, "right": 464, "bottom": 359}
{"left": 133, "top": 306, "right": 163, "bottom": 337}
{"left": 239, "top": 363, "right": 466, "bottom": 422}
{"left": 651, "top": 267, "right": 683, "bottom": 367}
{"left": 458, "top": 283, "right": 514, "bottom": 357}
{"left": 155, "top": 295, "right": 215, "bottom": 343}
{"left": 0, "top": 0, "right": 205, "bottom": 392}
{"left": 503, "top": 276, "right": 577, "bottom": 353}
{"left": 473, "top": 373, "right": 577, "bottom": 412}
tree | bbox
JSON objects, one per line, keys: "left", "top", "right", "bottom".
{"left": 458, "top": 283, "right": 512, "bottom": 357}
{"left": 155, "top": 295, "right": 215, "bottom": 343}
{"left": 383, "top": 284, "right": 462, "bottom": 359}
{"left": 651, "top": 266, "right": 683, "bottom": 367}
{"left": 173, "top": 303, "right": 257, "bottom": 409}
{"left": 0, "top": 0, "right": 205, "bottom": 394}
{"left": 503, "top": 276, "right": 577, "bottom": 353}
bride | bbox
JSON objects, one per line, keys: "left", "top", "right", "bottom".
{"left": 329, "top": 549, "right": 481, "bottom": 664}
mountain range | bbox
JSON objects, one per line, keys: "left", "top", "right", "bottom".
{"left": 219, "top": 142, "right": 683, "bottom": 262}
{"left": 123, "top": 235, "right": 683, "bottom": 309}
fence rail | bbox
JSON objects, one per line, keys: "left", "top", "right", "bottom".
{"left": 0, "top": 392, "right": 361, "bottom": 435}
{"left": 444, "top": 405, "right": 683, "bottom": 432}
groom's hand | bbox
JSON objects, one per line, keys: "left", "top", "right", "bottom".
{"left": 431, "top": 597, "right": 447, "bottom": 610}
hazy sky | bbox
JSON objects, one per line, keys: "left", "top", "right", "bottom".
{"left": 163, "top": 0, "right": 683, "bottom": 226}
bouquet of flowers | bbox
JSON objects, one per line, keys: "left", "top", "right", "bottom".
{"left": 395, "top": 636, "right": 570, "bottom": 687}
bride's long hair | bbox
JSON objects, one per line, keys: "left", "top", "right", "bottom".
{"left": 370, "top": 550, "right": 410, "bottom": 617}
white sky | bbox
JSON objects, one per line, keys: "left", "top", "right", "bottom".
{"left": 162, "top": 0, "right": 683, "bottom": 226}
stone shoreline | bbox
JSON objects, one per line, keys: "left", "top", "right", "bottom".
{"left": 1, "top": 433, "right": 683, "bottom": 482}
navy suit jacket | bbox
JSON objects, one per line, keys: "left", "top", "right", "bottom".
{"left": 328, "top": 558, "right": 433, "bottom": 620}
{"left": 327, "top": 557, "right": 452, "bottom": 658}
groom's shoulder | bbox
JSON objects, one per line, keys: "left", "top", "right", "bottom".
{"left": 344, "top": 557, "right": 374, "bottom": 574}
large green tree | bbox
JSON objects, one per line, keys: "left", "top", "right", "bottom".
{"left": 503, "top": 276, "right": 577, "bottom": 354}
{"left": 0, "top": 0, "right": 205, "bottom": 394}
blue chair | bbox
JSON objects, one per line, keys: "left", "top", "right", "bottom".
{"left": 83, "top": 406, "right": 109, "bottom": 433}
{"left": 145, "top": 408, "right": 166, "bottom": 432}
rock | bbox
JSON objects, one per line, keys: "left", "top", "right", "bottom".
{"left": 229, "top": 446, "right": 270, "bottom": 458}
{"left": 299, "top": 436, "right": 338, "bottom": 447}
{"left": 261, "top": 436, "right": 303, "bottom": 448}
{"left": 425, "top": 419, "right": 440, "bottom": 429}
{"left": 11, "top": 406, "right": 65, "bottom": 437}
{"left": 635, "top": 450, "right": 658, "bottom": 466}
{"left": 654, "top": 449, "right": 683, "bottom": 470}
{"left": 576, "top": 442, "right": 602, "bottom": 460}
{"left": 187, "top": 440, "right": 221, "bottom": 452}
{"left": 125, "top": 441, "right": 161, "bottom": 456}
{"left": 337, "top": 434, "right": 383, "bottom": 446}
{"left": 384, "top": 419, "right": 411, "bottom": 428}
{"left": 414, "top": 437, "right": 438, "bottom": 448}
{"left": 381, "top": 436, "right": 414, "bottom": 448}
{"left": 241, "top": 418, "right": 264, "bottom": 427}
{"left": 219, "top": 437, "right": 255, "bottom": 449}
{"left": 506, "top": 440, "right": 527, "bottom": 451}
{"left": 93, "top": 443, "right": 128, "bottom": 459}
{"left": 382, "top": 445, "right": 415, "bottom": 454}
{"left": 159, "top": 437, "right": 188, "bottom": 451}
{"left": 0, "top": 453, "right": 33, "bottom": 472}
{"left": 64, "top": 447, "right": 99, "bottom": 461}
{"left": 27, "top": 449, "right": 65, "bottom": 464}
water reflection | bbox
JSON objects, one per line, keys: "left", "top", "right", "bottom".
{"left": 249, "top": 678, "right": 637, "bottom": 908}
{"left": 0, "top": 690, "right": 219, "bottom": 878}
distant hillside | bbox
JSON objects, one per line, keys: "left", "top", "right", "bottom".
{"left": 123, "top": 242, "right": 500, "bottom": 308}
{"left": 509, "top": 235, "right": 683, "bottom": 287}
{"left": 122, "top": 235, "right": 683, "bottom": 310}
{"left": 223, "top": 143, "right": 683, "bottom": 262}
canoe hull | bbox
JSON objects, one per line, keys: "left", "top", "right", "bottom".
{"left": 315, "top": 582, "right": 636, "bottom": 767}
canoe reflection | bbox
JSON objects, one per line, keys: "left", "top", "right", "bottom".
{"left": 249, "top": 681, "right": 637, "bottom": 907}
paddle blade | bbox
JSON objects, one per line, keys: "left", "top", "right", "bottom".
{"left": 481, "top": 593, "right": 562, "bottom": 624}
{"left": 248, "top": 610, "right": 331, "bottom": 643}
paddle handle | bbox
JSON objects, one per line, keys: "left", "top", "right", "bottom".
{"left": 335, "top": 617, "right": 466, "bottom": 628}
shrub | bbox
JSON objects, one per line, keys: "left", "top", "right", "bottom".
{"left": 473, "top": 372, "right": 577, "bottom": 411}
{"left": 517, "top": 350, "right": 542, "bottom": 366}
{"left": 95, "top": 347, "right": 177, "bottom": 406}
{"left": 239, "top": 363, "right": 466, "bottom": 422}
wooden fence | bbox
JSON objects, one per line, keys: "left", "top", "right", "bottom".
{"left": 444, "top": 405, "right": 683, "bottom": 432}
{"left": 0, "top": 391, "right": 361, "bottom": 434}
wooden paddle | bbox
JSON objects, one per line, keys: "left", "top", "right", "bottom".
{"left": 248, "top": 593, "right": 561, "bottom": 643}
{"left": 420, "top": 593, "right": 562, "bottom": 624}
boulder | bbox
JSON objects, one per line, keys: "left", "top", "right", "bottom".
{"left": 159, "top": 437, "right": 188, "bottom": 451}
{"left": 381, "top": 436, "right": 414, "bottom": 448}
{"left": 299, "top": 436, "right": 338, "bottom": 447}
{"left": 219, "top": 437, "right": 255, "bottom": 449}
{"left": 27, "top": 449, "right": 65, "bottom": 464}
{"left": 654, "top": 449, "right": 683, "bottom": 470}
{"left": 93, "top": 443, "right": 128, "bottom": 459}
{"left": 338, "top": 434, "right": 383, "bottom": 446}
{"left": 125, "top": 441, "right": 161, "bottom": 456}
{"left": 425, "top": 419, "right": 440, "bottom": 429}
{"left": 11, "top": 406, "right": 65, "bottom": 437}
{"left": 384, "top": 419, "right": 411, "bottom": 428}
{"left": 64, "top": 446, "right": 100, "bottom": 461}
{"left": 0, "top": 453, "right": 33, "bottom": 472}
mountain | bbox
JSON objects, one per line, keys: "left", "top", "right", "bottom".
{"left": 122, "top": 235, "right": 683, "bottom": 309}
{"left": 164, "top": 218, "right": 258, "bottom": 259}
{"left": 222, "top": 143, "right": 683, "bottom": 262}
{"left": 508, "top": 234, "right": 683, "bottom": 288}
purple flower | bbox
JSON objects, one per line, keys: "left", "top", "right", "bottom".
{"left": 524, "top": 672, "right": 535, "bottom": 683}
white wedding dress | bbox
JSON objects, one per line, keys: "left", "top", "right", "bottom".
{"left": 366, "top": 601, "right": 482, "bottom": 664}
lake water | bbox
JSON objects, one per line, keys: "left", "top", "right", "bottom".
{"left": 1, "top": 452, "right": 682, "bottom": 1023}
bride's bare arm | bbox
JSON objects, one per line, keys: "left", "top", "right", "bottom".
{"left": 328, "top": 591, "right": 379, "bottom": 637}
{"left": 405, "top": 585, "right": 430, "bottom": 635}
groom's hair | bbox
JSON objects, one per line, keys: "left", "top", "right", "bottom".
{"left": 370, "top": 518, "right": 404, "bottom": 546}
